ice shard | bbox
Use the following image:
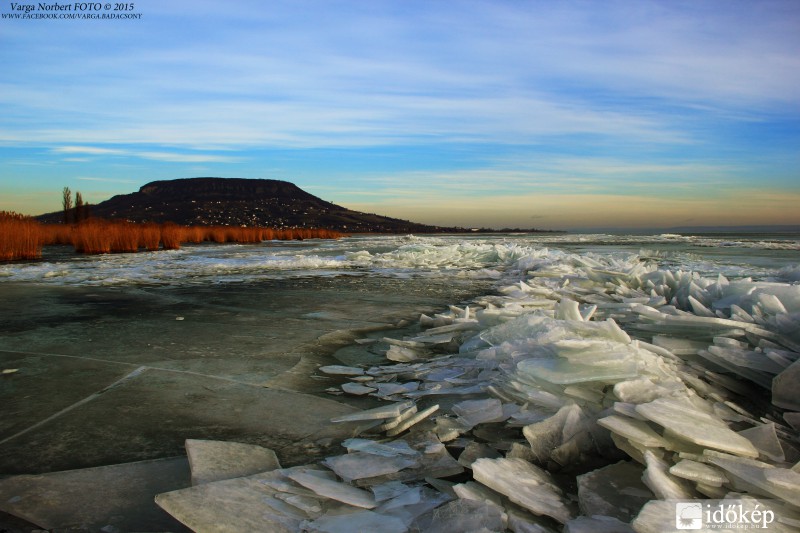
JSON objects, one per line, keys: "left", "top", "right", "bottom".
{"left": 341, "top": 382, "right": 376, "bottom": 395}
{"left": 705, "top": 452, "right": 800, "bottom": 506}
{"left": 668, "top": 459, "right": 728, "bottom": 487}
{"left": 323, "top": 452, "right": 419, "bottom": 482}
{"left": 385, "top": 404, "right": 439, "bottom": 436}
{"left": 738, "top": 423, "right": 786, "bottom": 462}
{"left": 597, "top": 415, "right": 669, "bottom": 449}
{"left": 451, "top": 398, "right": 505, "bottom": 427}
{"left": 641, "top": 450, "right": 697, "bottom": 500}
{"left": 471, "top": 457, "right": 573, "bottom": 523}
{"left": 184, "top": 439, "right": 281, "bottom": 486}
{"left": 635, "top": 397, "right": 759, "bottom": 458}
{"left": 318, "top": 365, "right": 365, "bottom": 376}
{"left": 330, "top": 401, "right": 414, "bottom": 423}
{"left": 286, "top": 471, "right": 377, "bottom": 509}
{"left": 773, "top": 359, "right": 800, "bottom": 411}
{"left": 342, "top": 438, "right": 418, "bottom": 457}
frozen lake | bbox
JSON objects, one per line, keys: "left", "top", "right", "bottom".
{"left": 1, "top": 232, "right": 799, "bottom": 531}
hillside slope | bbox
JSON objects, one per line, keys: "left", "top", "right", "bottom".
{"left": 37, "top": 177, "right": 460, "bottom": 233}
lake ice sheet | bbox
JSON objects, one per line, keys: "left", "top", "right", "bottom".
{"left": 1, "top": 233, "right": 799, "bottom": 531}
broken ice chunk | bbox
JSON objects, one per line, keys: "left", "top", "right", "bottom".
{"left": 517, "top": 357, "right": 639, "bottom": 385}
{"left": 695, "top": 482, "right": 728, "bottom": 499}
{"left": 706, "top": 452, "right": 800, "bottom": 506}
{"left": 379, "top": 405, "right": 419, "bottom": 431}
{"left": 423, "top": 367, "right": 466, "bottom": 382}
{"left": 434, "top": 416, "right": 471, "bottom": 442}
{"left": 373, "top": 381, "right": 420, "bottom": 396}
{"left": 523, "top": 404, "right": 591, "bottom": 465}
{"left": 652, "top": 336, "right": 707, "bottom": 356}
{"left": 613, "top": 377, "right": 678, "bottom": 404}
{"left": 597, "top": 415, "right": 668, "bottom": 449}
{"left": 184, "top": 439, "right": 282, "bottom": 486}
{"left": 472, "top": 457, "right": 573, "bottom": 524}
{"left": 330, "top": 401, "right": 414, "bottom": 423}
{"left": 738, "top": 423, "right": 786, "bottom": 462}
{"left": 286, "top": 472, "right": 376, "bottom": 509}
{"left": 341, "top": 382, "right": 376, "bottom": 395}
{"left": 342, "top": 438, "right": 418, "bottom": 457}
{"left": 385, "top": 404, "right": 439, "bottom": 437}
{"left": 563, "top": 385, "right": 604, "bottom": 403}
{"left": 668, "top": 459, "right": 729, "bottom": 487}
{"left": 323, "top": 452, "right": 418, "bottom": 482}
{"left": 370, "top": 480, "right": 413, "bottom": 502}
{"left": 612, "top": 402, "right": 648, "bottom": 420}
{"left": 556, "top": 298, "right": 583, "bottom": 321}
{"left": 773, "top": 359, "right": 800, "bottom": 411}
{"left": 452, "top": 480, "right": 504, "bottom": 508}
{"left": 273, "top": 492, "right": 323, "bottom": 515}
{"left": 631, "top": 500, "right": 682, "bottom": 533}
{"left": 386, "top": 345, "right": 424, "bottom": 362}
{"left": 763, "top": 468, "right": 800, "bottom": 493}
{"left": 318, "top": 365, "right": 364, "bottom": 376}
{"left": 374, "top": 484, "right": 422, "bottom": 511}
{"left": 635, "top": 397, "right": 759, "bottom": 458}
{"left": 641, "top": 450, "right": 697, "bottom": 500}
{"left": 451, "top": 398, "right": 505, "bottom": 427}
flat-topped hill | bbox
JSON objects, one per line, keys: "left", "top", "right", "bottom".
{"left": 37, "top": 177, "right": 459, "bottom": 233}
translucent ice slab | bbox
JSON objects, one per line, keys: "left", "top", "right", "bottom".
{"left": 323, "top": 452, "right": 419, "bottom": 483}
{"left": 330, "top": 401, "right": 414, "bottom": 423}
{"left": 472, "top": 457, "right": 573, "bottom": 523}
{"left": 517, "top": 357, "right": 639, "bottom": 385}
{"left": 287, "top": 472, "right": 374, "bottom": 509}
{"left": 635, "top": 397, "right": 759, "bottom": 458}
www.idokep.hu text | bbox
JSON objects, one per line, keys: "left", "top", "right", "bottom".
{"left": 2, "top": 3, "right": 143, "bottom": 20}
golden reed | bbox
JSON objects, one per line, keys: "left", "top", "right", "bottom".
{"left": 0, "top": 214, "right": 344, "bottom": 260}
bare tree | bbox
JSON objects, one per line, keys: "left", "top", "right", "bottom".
{"left": 62, "top": 187, "right": 73, "bottom": 224}
{"left": 75, "top": 191, "right": 85, "bottom": 223}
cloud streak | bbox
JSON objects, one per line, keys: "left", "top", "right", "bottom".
{"left": 52, "top": 146, "right": 242, "bottom": 163}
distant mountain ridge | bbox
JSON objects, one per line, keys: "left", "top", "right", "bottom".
{"left": 37, "top": 177, "right": 461, "bottom": 233}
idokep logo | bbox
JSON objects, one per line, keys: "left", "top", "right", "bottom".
{"left": 676, "top": 500, "right": 777, "bottom": 530}
{"left": 676, "top": 502, "right": 703, "bottom": 529}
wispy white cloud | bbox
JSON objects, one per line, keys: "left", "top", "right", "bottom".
{"left": 51, "top": 146, "right": 241, "bottom": 163}
{"left": 54, "top": 146, "right": 126, "bottom": 155}
{"left": 136, "top": 151, "right": 242, "bottom": 163}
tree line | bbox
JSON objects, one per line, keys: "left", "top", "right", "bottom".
{"left": 62, "top": 186, "right": 91, "bottom": 223}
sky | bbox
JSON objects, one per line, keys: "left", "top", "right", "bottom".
{"left": 1, "top": 0, "right": 799, "bottom": 230}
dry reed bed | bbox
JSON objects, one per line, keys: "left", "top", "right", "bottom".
{"left": 0, "top": 212, "right": 43, "bottom": 261}
{"left": 0, "top": 213, "right": 344, "bottom": 260}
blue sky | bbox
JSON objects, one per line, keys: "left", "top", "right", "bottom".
{"left": 1, "top": 0, "right": 799, "bottom": 229}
